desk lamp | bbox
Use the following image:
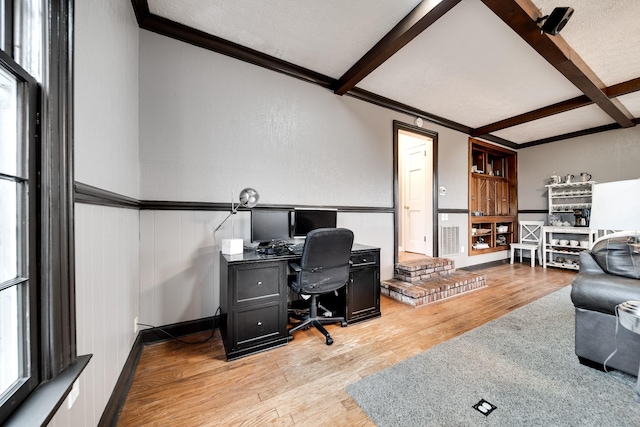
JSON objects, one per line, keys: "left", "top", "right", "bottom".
{"left": 214, "top": 187, "right": 259, "bottom": 254}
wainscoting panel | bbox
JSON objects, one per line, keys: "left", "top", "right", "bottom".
{"left": 139, "top": 210, "right": 251, "bottom": 327}
{"left": 58, "top": 204, "right": 140, "bottom": 426}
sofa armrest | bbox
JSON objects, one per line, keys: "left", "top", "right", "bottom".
{"left": 571, "top": 272, "right": 640, "bottom": 314}
{"left": 577, "top": 252, "right": 605, "bottom": 274}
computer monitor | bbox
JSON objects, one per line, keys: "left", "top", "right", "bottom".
{"left": 292, "top": 209, "right": 337, "bottom": 238}
{"left": 251, "top": 209, "right": 291, "bottom": 243}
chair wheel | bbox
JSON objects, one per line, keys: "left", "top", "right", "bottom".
{"left": 326, "top": 336, "right": 333, "bottom": 345}
{"left": 340, "top": 321, "right": 347, "bottom": 327}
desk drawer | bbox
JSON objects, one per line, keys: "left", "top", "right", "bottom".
{"left": 233, "top": 262, "right": 285, "bottom": 305}
{"left": 350, "top": 251, "right": 379, "bottom": 268}
{"left": 235, "top": 302, "right": 285, "bottom": 347}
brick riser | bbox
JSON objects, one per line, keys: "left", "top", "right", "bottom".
{"left": 384, "top": 256, "right": 486, "bottom": 307}
{"left": 393, "top": 257, "right": 456, "bottom": 283}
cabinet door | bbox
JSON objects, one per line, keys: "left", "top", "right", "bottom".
{"left": 347, "top": 268, "right": 380, "bottom": 321}
{"left": 476, "top": 178, "right": 489, "bottom": 215}
{"left": 469, "top": 176, "right": 478, "bottom": 212}
{"left": 476, "top": 178, "right": 495, "bottom": 216}
{"left": 496, "top": 180, "right": 510, "bottom": 216}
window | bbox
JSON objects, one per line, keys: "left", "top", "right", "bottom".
{"left": 1, "top": 1, "right": 84, "bottom": 424}
{"left": 0, "top": 44, "right": 38, "bottom": 425}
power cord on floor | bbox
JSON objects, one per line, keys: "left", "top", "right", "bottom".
{"left": 602, "top": 305, "right": 636, "bottom": 389}
{"left": 136, "top": 306, "right": 221, "bottom": 345}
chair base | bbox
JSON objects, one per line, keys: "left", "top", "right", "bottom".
{"left": 288, "top": 317, "right": 347, "bottom": 345}
{"left": 288, "top": 294, "right": 346, "bottom": 345}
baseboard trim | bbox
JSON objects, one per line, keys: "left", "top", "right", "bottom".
{"left": 98, "top": 316, "right": 217, "bottom": 427}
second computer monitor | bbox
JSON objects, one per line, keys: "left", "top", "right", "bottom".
{"left": 251, "top": 209, "right": 291, "bottom": 243}
{"left": 293, "top": 209, "right": 337, "bottom": 238}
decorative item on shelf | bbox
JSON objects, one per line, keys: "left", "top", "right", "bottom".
{"left": 579, "top": 172, "right": 592, "bottom": 182}
{"left": 496, "top": 235, "right": 507, "bottom": 246}
{"left": 550, "top": 172, "right": 561, "bottom": 184}
{"left": 213, "top": 187, "right": 260, "bottom": 255}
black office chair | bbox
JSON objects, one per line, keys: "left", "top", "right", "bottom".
{"left": 288, "top": 227, "right": 354, "bottom": 345}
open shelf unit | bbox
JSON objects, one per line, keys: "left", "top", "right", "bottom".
{"left": 541, "top": 226, "right": 597, "bottom": 270}
{"left": 546, "top": 181, "right": 596, "bottom": 213}
{"left": 470, "top": 216, "right": 516, "bottom": 254}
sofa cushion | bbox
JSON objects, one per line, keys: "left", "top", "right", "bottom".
{"left": 591, "top": 237, "right": 640, "bottom": 280}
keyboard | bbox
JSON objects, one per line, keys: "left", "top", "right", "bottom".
{"left": 288, "top": 243, "right": 304, "bottom": 255}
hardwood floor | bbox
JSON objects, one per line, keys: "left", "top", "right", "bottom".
{"left": 117, "top": 263, "right": 576, "bottom": 426}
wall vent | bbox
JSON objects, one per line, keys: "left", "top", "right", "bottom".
{"left": 440, "top": 226, "right": 460, "bottom": 256}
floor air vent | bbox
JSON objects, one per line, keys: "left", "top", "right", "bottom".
{"left": 440, "top": 226, "right": 460, "bottom": 255}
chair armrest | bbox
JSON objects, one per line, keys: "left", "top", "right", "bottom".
{"left": 289, "top": 262, "right": 302, "bottom": 273}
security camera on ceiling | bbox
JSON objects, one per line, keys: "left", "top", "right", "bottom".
{"left": 537, "top": 7, "right": 574, "bottom": 36}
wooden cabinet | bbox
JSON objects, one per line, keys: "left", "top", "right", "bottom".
{"left": 471, "top": 175, "right": 510, "bottom": 216}
{"left": 469, "top": 138, "right": 517, "bottom": 255}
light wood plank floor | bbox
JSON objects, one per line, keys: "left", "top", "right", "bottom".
{"left": 117, "top": 263, "right": 575, "bottom": 426}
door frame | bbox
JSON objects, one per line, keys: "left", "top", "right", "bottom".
{"left": 393, "top": 120, "right": 439, "bottom": 263}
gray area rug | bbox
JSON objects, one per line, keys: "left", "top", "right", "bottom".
{"left": 346, "top": 287, "right": 640, "bottom": 426}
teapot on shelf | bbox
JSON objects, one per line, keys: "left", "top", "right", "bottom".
{"left": 550, "top": 173, "right": 562, "bottom": 184}
{"left": 564, "top": 174, "right": 575, "bottom": 184}
{"left": 579, "top": 172, "right": 592, "bottom": 182}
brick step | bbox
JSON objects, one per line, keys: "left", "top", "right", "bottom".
{"left": 394, "top": 256, "right": 456, "bottom": 284}
{"left": 381, "top": 270, "right": 486, "bottom": 307}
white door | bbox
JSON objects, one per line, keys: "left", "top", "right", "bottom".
{"left": 405, "top": 145, "right": 427, "bottom": 253}
{"left": 399, "top": 127, "right": 434, "bottom": 256}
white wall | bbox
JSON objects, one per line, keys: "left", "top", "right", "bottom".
{"left": 518, "top": 126, "right": 640, "bottom": 211}
{"left": 74, "top": 0, "right": 140, "bottom": 199}
{"left": 137, "top": 29, "right": 506, "bottom": 325}
{"left": 51, "top": 0, "right": 141, "bottom": 425}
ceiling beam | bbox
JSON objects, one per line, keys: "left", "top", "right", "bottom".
{"left": 332, "top": 0, "right": 462, "bottom": 95}
{"left": 519, "top": 123, "right": 622, "bottom": 148}
{"left": 473, "top": 75, "right": 640, "bottom": 135}
{"left": 481, "top": 0, "right": 635, "bottom": 129}
{"left": 131, "top": 1, "right": 336, "bottom": 89}
{"left": 607, "top": 77, "right": 640, "bottom": 98}
{"left": 472, "top": 95, "right": 591, "bottom": 137}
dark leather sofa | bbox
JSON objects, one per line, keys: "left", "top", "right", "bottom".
{"left": 570, "top": 236, "right": 640, "bottom": 376}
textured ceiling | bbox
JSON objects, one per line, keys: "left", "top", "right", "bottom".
{"left": 358, "top": 0, "right": 582, "bottom": 128}
{"left": 533, "top": 0, "right": 640, "bottom": 86}
{"left": 142, "top": 0, "right": 640, "bottom": 148}
{"left": 149, "top": 0, "right": 423, "bottom": 78}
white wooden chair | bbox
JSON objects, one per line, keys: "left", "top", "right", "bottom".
{"left": 510, "top": 221, "right": 544, "bottom": 267}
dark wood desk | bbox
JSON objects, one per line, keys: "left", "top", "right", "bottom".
{"left": 220, "top": 244, "right": 381, "bottom": 360}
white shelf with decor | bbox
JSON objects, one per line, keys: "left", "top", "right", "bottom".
{"left": 546, "top": 180, "right": 596, "bottom": 213}
{"left": 541, "top": 226, "right": 597, "bottom": 270}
